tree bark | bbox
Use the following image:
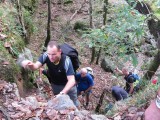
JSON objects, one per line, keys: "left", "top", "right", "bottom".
{"left": 89, "top": 0, "right": 93, "bottom": 28}
{"left": 16, "top": 0, "right": 27, "bottom": 43}
{"left": 103, "top": 0, "right": 108, "bottom": 25}
{"left": 96, "top": 0, "right": 108, "bottom": 64}
{"left": 44, "top": 0, "right": 51, "bottom": 47}
{"left": 96, "top": 47, "right": 101, "bottom": 64}
{"left": 125, "top": 0, "right": 151, "bottom": 15}
{"left": 95, "top": 89, "right": 107, "bottom": 113}
{"left": 90, "top": 47, "right": 95, "bottom": 64}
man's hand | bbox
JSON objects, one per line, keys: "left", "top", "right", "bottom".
{"left": 36, "top": 77, "right": 43, "bottom": 85}
{"left": 21, "top": 60, "right": 32, "bottom": 69}
{"left": 27, "top": 61, "right": 35, "bottom": 69}
{"left": 22, "top": 60, "right": 42, "bottom": 70}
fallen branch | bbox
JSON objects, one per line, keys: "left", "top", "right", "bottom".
{"left": 68, "top": 0, "right": 87, "bottom": 23}
{"left": 0, "top": 106, "right": 11, "bottom": 120}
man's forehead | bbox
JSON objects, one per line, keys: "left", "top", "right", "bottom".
{"left": 47, "top": 46, "right": 58, "bottom": 51}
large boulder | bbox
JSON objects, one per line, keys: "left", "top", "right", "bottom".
{"left": 101, "top": 58, "right": 116, "bottom": 73}
{"left": 101, "top": 57, "right": 123, "bottom": 73}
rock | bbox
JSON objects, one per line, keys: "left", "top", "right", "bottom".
{"left": 114, "top": 115, "right": 121, "bottom": 120}
{"left": 91, "top": 114, "right": 109, "bottom": 120}
{"left": 47, "top": 94, "right": 77, "bottom": 111}
{"left": 101, "top": 58, "right": 115, "bottom": 73}
{"left": 128, "top": 107, "right": 138, "bottom": 114}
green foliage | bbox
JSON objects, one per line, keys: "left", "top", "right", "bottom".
{"left": 23, "top": 8, "right": 37, "bottom": 35}
{"left": 82, "top": 4, "right": 145, "bottom": 66}
{"left": 82, "top": 29, "right": 107, "bottom": 48}
{"left": 64, "top": 0, "right": 73, "bottom": 4}
{"left": 0, "top": 3, "right": 23, "bottom": 35}
{"left": 20, "top": 0, "right": 38, "bottom": 13}
{"left": 74, "top": 21, "right": 89, "bottom": 31}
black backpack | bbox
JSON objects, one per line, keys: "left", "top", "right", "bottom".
{"left": 60, "top": 43, "right": 80, "bottom": 72}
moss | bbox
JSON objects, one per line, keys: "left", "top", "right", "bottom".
{"left": 64, "top": 0, "right": 73, "bottom": 5}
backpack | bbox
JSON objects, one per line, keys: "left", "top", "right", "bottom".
{"left": 127, "top": 73, "right": 140, "bottom": 82}
{"left": 85, "top": 67, "right": 94, "bottom": 79}
{"left": 127, "top": 73, "right": 141, "bottom": 92}
{"left": 60, "top": 43, "right": 80, "bottom": 72}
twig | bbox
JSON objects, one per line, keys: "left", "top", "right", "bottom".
{"left": 68, "top": 0, "right": 87, "bottom": 23}
{"left": 0, "top": 106, "right": 11, "bottom": 120}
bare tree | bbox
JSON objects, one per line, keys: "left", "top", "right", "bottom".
{"left": 96, "top": 0, "right": 108, "bottom": 65}
{"left": 44, "top": 0, "right": 51, "bottom": 47}
{"left": 16, "top": 0, "right": 27, "bottom": 43}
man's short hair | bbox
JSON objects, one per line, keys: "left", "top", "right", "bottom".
{"left": 122, "top": 67, "right": 128, "bottom": 72}
{"left": 80, "top": 68, "right": 87, "bottom": 74}
{"left": 47, "top": 40, "right": 61, "bottom": 50}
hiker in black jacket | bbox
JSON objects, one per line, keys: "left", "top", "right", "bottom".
{"left": 22, "top": 40, "right": 78, "bottom": 107}
{"left": 112, "top": 67, "right": 139, "bottom": 101}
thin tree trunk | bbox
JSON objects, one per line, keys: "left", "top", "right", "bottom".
{"left": 95, "top": 89, "right": 107, "bottom": 113}
{"left": 89, "top": 0, "right": 95, "bottom": 64}
{"left": 96, "top": 47, "right": 101, "bottom": 64}
{"left": 44, "top": 0, "right": 51, "bottom": 47}
{"left": 103, "top": 0, "right": 108, "bottom": 25}
{"left": 89, "top": 0, "right": 93, "bottom": 28}
{"left": 16, "top": 0, "right": 27, "bottom": 43}
{"left": 90, "top": 47, "right": 95, "bottom": 64}
{"left": 125, "top": 0, "right": 151, "bottom": 15}
{"left": 96, "top": 0, "right": 108, "bottom": 64}
{"left": 144, "top": 35, "right": 160, "bottom": 80}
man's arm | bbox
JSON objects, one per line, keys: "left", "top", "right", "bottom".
{"left": 128, "top": 83, "right": 134, "bottom": 94}
{"left": 23, "top": 60, "right": 42, "bottom": 70}
{"left": 115, "top": 67, "right": 123, "bottom": 75}
{"left": 84, "top": 74, "right": 94, "bottom": 93}
{"left": 61, "top": 75, "right": 76, "bottom": 94}
{"left": 60, "top": 56, "right": 76, "bottom": 94}
{"left": 84, "top": 86, "right": 93, "bottom": 93}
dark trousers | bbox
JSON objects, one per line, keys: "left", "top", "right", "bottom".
{"left": 111, "top": 86, "right": 128, "bottom": 101}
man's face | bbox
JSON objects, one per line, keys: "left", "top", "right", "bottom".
{"left": 81, "top": 72, "right": 87, "bottom": 78}
{"left": 47, "top": 46, "right": 61, "bottom": 63}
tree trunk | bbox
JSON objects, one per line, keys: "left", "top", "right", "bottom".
{"left": 90, "top": 47, "right": 95, "bottom": 64}
{"left": 144, "top": 50, "right": 160, "bottom": 80}
{"left": 16, "top": 0, "right": 27, "bottom": 43}
{"left": 103, "top": 0, "right": 108, "bottom": 25}
{"left": 44, "top": 0, "right": 51, "bottom": 47}
{"left": 89, "top": 0, "right": 93, "bottom": 28}
{"left": 95, "top": 89, "right": 107, "bottom": 113}
{"left": 96, "top": 47, "right": 101, "bottom": 64}
{"left": 144, "top": 34, "right": 160, "bottom": 80}
{"left": 89, "top": 0, "right": 95, "bottom": 64}
{"left": 96, "top": 0, "right": 108, "bottom": 64}
{"left": 125, "top": 0, "right": 151, "bottom": 15}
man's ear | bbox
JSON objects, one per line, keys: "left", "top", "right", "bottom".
{"left": 58, "top": 49, "right": 62, "bottom": 53}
